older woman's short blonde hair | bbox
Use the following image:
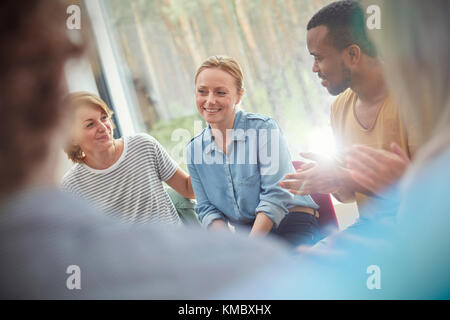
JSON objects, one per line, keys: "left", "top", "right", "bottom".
{"left": 195, "top": 55, "right": 244, "bottom": 94}
{"left": 64, "top": 92, "right": 115, "bottom": 163}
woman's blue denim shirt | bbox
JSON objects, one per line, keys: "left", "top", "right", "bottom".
{"left": 186, "top": 110, "right": 318, "bottom": 228}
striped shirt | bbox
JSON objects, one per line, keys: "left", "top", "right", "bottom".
{"left": 61, "top": 133, "right": 181, "bottom": 225}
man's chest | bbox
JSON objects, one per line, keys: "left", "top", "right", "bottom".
{"left": 353, "top": 100, "right": 382, "bottom": 130}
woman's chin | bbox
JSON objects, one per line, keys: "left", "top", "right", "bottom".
{"left": 95, "top": 138, "right": 114, "bottom": 148}
{"left": 205, "top": 117, "right": 218, "bottom": 123}
{"left": 202, "top": 114, "right": 221, "bottom": 124}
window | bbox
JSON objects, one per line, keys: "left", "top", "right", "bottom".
{"left": 84, "top": 0, "right": 336, "bottom": 166}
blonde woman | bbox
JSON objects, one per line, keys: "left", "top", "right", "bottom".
{"left": 62, "top": 92, "right": 194, "bottom": 224}
{"left": 186, "top": 56, "right": 319, "bottom": 246}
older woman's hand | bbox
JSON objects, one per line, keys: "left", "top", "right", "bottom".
{"left": 345, "top": 142, "right": 410, "bottom": 195}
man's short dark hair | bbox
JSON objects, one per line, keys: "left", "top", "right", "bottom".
{"left": 307, "top": 0, "right": 377, "bottom": 57}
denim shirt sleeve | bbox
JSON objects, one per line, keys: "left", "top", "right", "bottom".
{"left": 255, "top": 119, "right": 316, "bottom": 227}
{"left": 186, "top": 143, "right": 226, "bottom": 228}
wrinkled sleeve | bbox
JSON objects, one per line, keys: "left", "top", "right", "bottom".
{"left": 186, "top": 143, "right": 226, "bottom": 228}
{"left": 255, "top": 119, "right": 317, "bottom": 227}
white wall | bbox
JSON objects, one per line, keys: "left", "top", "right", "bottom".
{"left": 333, "top": 201, "right": 359, "bottom": 230}
{"left": 65, "top": 57, "right": 99, "bottom": 94}
{"left": 58, "top": 57, "right": 99, "bottom": 180}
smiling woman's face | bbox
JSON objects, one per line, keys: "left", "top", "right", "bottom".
{"left": 72, "top": 103, "right": 114, "bottom": 154}
{"left": 195, "top": 67, "right": 243, "bottom": 130}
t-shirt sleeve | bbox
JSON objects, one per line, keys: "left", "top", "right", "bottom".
{"left": 61, "top": 169, "right": 76, "bottom": 193}
{"left": 60, "top": 169, "right": 85, "bottom": 201}
{"left": 145, "top": 134, "right": 178, "bottom": 182}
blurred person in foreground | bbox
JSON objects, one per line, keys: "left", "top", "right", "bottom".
{"left": 221, "top": 0, "right": 450, "bottom": 299}
{"left": 0, "top": 0, "right": 290, "bottom": 299}
{"left": 62, "top": 92, "right": 194, "bottom": 225}
{"left": 280, "top": 0, "right": 417, "bottom": 221}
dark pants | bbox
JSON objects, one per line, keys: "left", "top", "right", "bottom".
{"left": 272, "top": 211, "right": 319, "bottom": 247}
{"left": 233, "top": 211, "right": 319, "bottom": 247}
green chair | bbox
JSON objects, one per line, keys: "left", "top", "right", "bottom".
{"left": 166, "top": 187, "right": 201, "bottom": 227}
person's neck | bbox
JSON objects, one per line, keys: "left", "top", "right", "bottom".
{"left": 351, "top": 62, "right": 388, "bottom": 105}
{"left": 210, "top": 125, "right": 232, "bottom": 142}
{"left": 25, "top": 151, "right": 60, "bottom": 191}
{"left": 84, "top": 140, "right": 118, "bottom": 170}
{"left": 24, "top": 132, "right": 64, "bottom": 192}
{"left": 210, "top": 114, "right": 236, "bottom": 142}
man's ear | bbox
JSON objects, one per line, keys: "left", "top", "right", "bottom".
{"left": 346, "top": 45, "right": 361, "bottom": 65}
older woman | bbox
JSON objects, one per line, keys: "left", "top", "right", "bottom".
{"left": 186, "top": 56, "right": 319, "bottom": 246}
{"left": 62, "top": 92, "right": 194, "bottom": 225}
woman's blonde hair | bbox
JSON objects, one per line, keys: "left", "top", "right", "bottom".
{"left": 195, "top": 55, "right": 244, "bottom": 94}
{"left": 64, "top": 92, "right": 115, "bottom": 163}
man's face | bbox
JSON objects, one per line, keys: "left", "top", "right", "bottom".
{"left": 307, "top": 25, "right": 351, "bottom": 96}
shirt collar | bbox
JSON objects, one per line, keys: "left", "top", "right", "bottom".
{"left": 203, "top": 110, "right": 245, "bottom": 154}
{"left": 203, "top": 126, "right": 217, "bottom": 155}
{"left": 204, "top": 140, "right": 217, "bottom": 154}
{"left": 231, "top": 129, "right": 246, "bottom": 142}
